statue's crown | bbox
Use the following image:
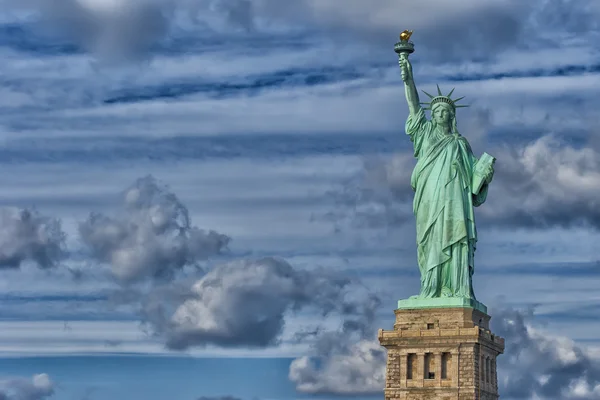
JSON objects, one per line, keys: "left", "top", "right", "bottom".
{"left": 420, "top": 85, "right": 469, "bottom": 111}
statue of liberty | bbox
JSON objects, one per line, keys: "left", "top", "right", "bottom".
{"left": 396, "top": 32, "right": 495, "bottom": 302}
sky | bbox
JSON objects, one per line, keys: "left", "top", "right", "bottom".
{"left": 0, "top": 0, "right": 599, "bottom": 399}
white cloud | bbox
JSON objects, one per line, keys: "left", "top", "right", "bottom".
{"left": 79, "top": 176, "right": 230, "bottom": 282}
{"left": 289, "top": 340, "right": 385, "bottom": 395}
{"left": 0, "top": 5, "right": 598, "bottom": 398}
{"left": 493, "top": 308, "right": 600, "bottom": 400}
{"left": 0, "top": 208, "right": 66, "bottom": 269}
{"left": 331, "top": 131, "right": 600, "bottom": 232}
{"left": 141, "top": 256, "right": 380, "bottom": 350}
{"left": 0, "top": 374, "right": 54, "bottom": 400}
{"left": 285, "top": 308, "right": 600, "bottom": 398}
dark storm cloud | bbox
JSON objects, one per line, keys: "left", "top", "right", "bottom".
{"left": 0, "top": 208, "right": 66, "bottom": 269}
{"left": 79, "top": 175, "right": 230, "bottom": 283}
{"left": 0, "top": 374, "right": 54, "bottom": 400}
{"left": 139, "top": 256, "right": 381, "bottom": 350}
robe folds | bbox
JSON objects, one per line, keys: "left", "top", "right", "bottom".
{"left": 405, "top": 108, "right": 488, "bottom": 299}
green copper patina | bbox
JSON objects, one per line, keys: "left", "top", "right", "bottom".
{"left": 394, "top": 33, "right": 495, "bottom": 313}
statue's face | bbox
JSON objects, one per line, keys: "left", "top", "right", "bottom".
{"left": 432, "top": 104, "right": 453, "bottom": 127}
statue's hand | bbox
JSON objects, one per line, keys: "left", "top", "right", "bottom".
{"left": 399, "top": 55, "right": 413, "bottom": 83}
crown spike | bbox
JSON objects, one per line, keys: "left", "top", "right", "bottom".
{"left": 453, "top": 96, "right": 465, "bottom": 103}
{"left": 455, "top": 105, "right": 470, "bottom": 108}
{"left": 421, "top": 90, "right": 435, "bottom": 99}
{"left": 447, "top": 88, "right": 455, "bottom": 97}
{"left": 436, "top": 84, "right": 443, "bottom": 96}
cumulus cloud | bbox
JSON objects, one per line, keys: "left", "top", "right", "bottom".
{"left": 79, "top": 175, "right": 230, "bottom": 283}
{"left": 481, "top": 135, "right": 600, "bottom": 229}
{"left": 329, "top": 133, "right": 600, "bottom": 231}
{"left": 287, "top": 307, "right": 600, "bottom": 398}
{"left": 289, "top": 340, "right": 385, "bottom": 395}
{"left": 140, "top": 256, "right": 381, "bottom": 350}
{"left": 0, "top": 373, "right": 54, "bottom": 400}
{"left": 0, "top": 208, "right": 66, "bottom": 269}
{"left": 286, "top": 265, "right": 384, "bottom": 395}
{"left": 492, "top": 307, "right": 600, "bottom": 399}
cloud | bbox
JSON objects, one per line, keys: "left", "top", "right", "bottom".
{"left": 480, "top": 135, "right": 600, "bottom": 229}
{"left": 491, "top": 307, "right": 600, "bottom": 399}
{"left": 286, "top": 307, "right": 600, "bottom": 398}
{"left": 529, "top": 0, "right": 600, "bottom": 35}
{"left": 13, "top": 0, "right": 170, "bottom": 62}
{"left": 1, "top": 0, "right": 255, "bottom": 62}
{"left": 289, "top": 340, "right": 385, "bottom": 395}
{"left": 0, "top": 374, "right": 54, "bottom": 400}
{"left": 329, "top": 133, "right": 600, "bottom": 231}
{"left": 79, "top": 175, "right": 230, "bottom": 283}
{"left": 0, "top": 208, "right": 66, "bottom": 269}
{"left": 5, "top": 0, "right": 597, "bottom": 64}
{"left": 202, "top": 0, "right": 598, "bottom": 60}
{"left": 286, "top": 267, "right": 384, "bottom": 395}
{"left": 324, "top": 152, "right": 414, "bottom": 230}
{"left": 140, "top": 256, "right": 381, "bottom": 350}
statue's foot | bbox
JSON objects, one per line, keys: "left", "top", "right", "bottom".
{"left": 441, "top": 287, "right": 453, "bottom": 297}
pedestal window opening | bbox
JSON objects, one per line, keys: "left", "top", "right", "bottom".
{"left": 441, "top": 352, "right": 451, "bottom": 380}
{"left": 407, "top": 353, "right": 416, "bottom": 380}
{"left": 424, "top": 353, "right": 435, "bottom": 380}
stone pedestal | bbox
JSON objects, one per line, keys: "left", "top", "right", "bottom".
{"left": 378, "top": 307, "right": 504, "bottom": 400}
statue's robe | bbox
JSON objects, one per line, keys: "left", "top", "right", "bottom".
{"left": 405, "top": 108, "right": 489, "bottom": 299}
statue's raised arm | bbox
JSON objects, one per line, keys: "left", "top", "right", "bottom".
{"left": 399, "top": 54, "right": 420, "bottom": 116}
{"left": 395, "top": 30, "right": 420, "bottom": 116}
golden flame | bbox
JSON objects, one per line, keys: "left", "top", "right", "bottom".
{"left": 399, "top": 30, "right": 413, "bottom": 41}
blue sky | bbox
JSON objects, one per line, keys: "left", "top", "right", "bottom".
{"left": 0, "top": 0, "right": 599, "bottom": 399}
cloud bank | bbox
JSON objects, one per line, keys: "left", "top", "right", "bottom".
{"left": 79, "top": 175, "right": 230, "bottom": 283}
{"left": 5, "top": 0, "right": 597, "bottom": 62}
